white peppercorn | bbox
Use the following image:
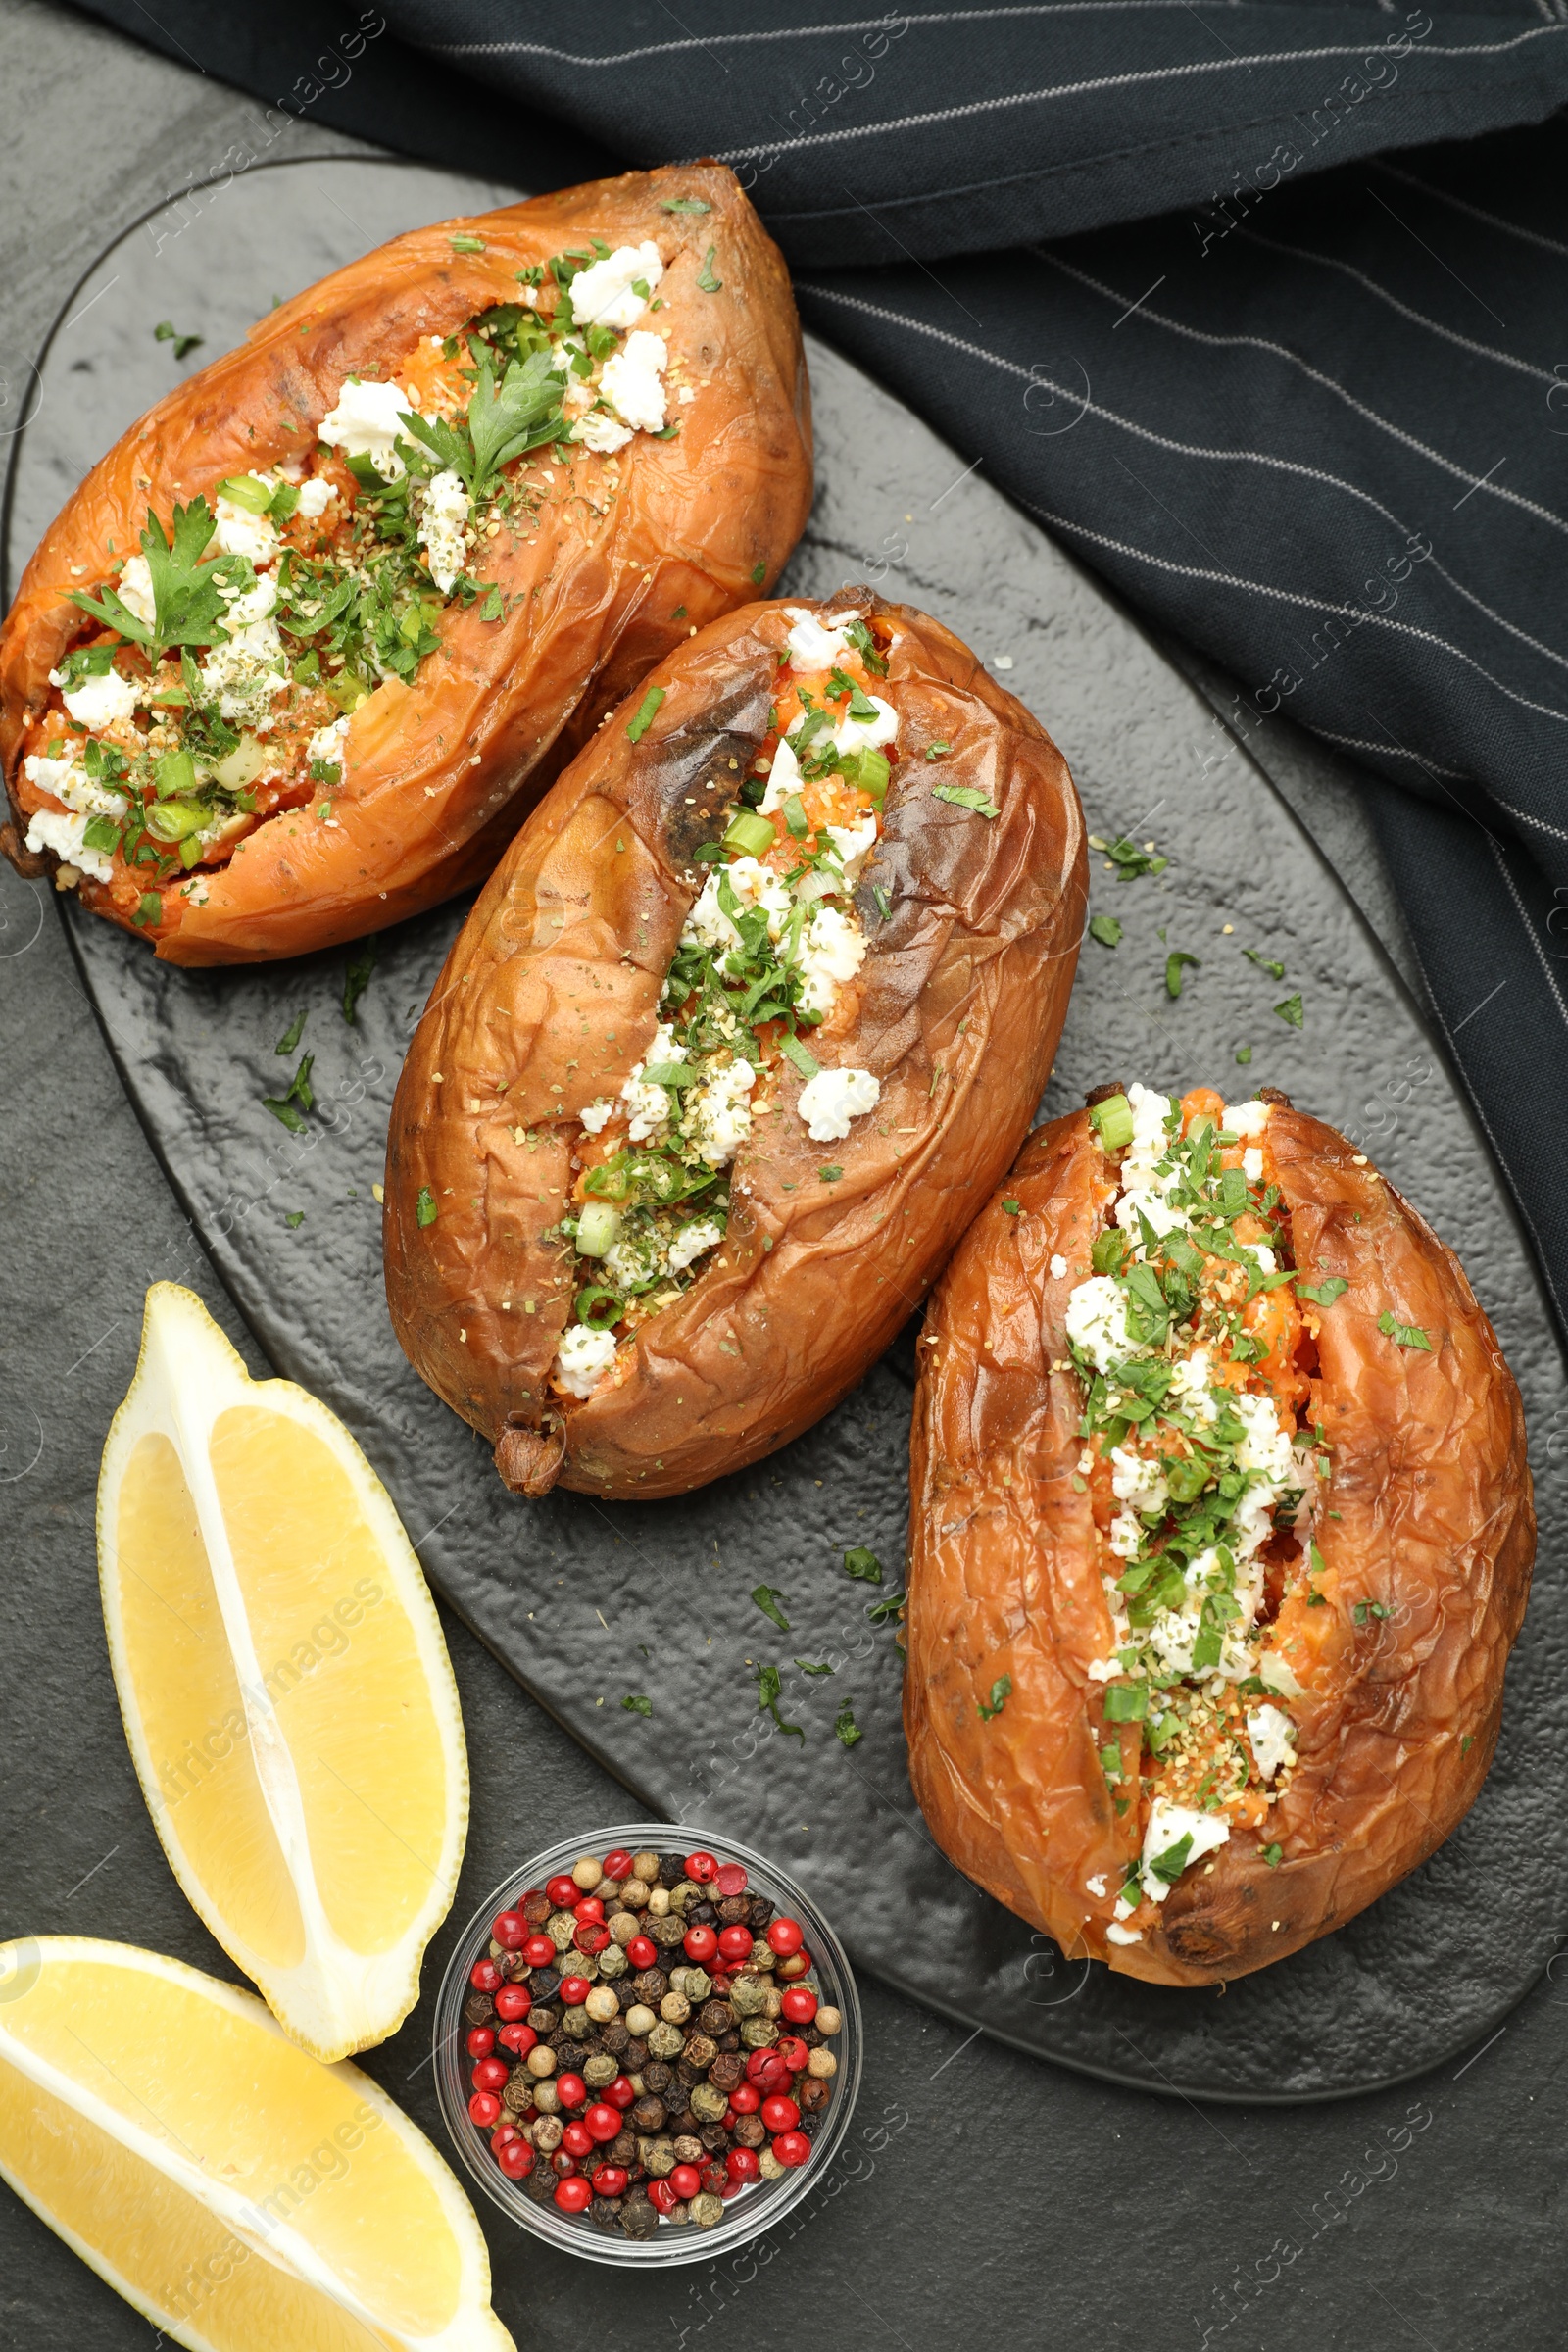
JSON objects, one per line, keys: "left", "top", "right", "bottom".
{"left": 548, "top": 1911, "right": 577, "bottom": 1950}
{"left": 617, "top": 1877, "right": 650, "bottom": 1910}
{"left": 585, "top": 1984, "right": 619, "bottom": 2023}
{"left": 531, "top": 2113, "right": 564, "bottom": 2152}
{"left": 759, "top": 2147, "right": 786, "bottom": 2180}
{"left": 525, "top": 2044, "right": 557, "bottom": 2079}
{"left": 610, "top": 1910, "right": 641, "bottom": 1945}
{"left": 761, "top": 1987, "right": 783, "bottom": 2020}
{"left": 815, "top": 2005, "right": 843, "bottom": 2036}
{"left": 691, "top": 2192, "right": 724, "bottom": 2229}
{"left": 632, "top": 1849, "right": 661, "bottom": 1881}
{"left": 531, "top": 2078, "right": 560, "bottom": 2114}
{"left": 659, "top": 1990, "right": 691, "bottom": 2025}
{"left": 807, "top": 2046, "right": 838, "bottom": 2079}
{"left": 671, "top": 2134, "right": 703, "bottom": 2164}
{"left": 571, "top": 1854, "right": 604, "bottom": 1891}
{"left": 624, "top": 2002, "right": 657, "bottom": 2038}
{"left": 646, "top": 1884, "right": 671, "bottom": 1917}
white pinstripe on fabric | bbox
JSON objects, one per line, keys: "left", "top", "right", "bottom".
{"left": 1371, "top": 160, "right": 1568, "bottom": 260}
{"left": 1315, "top": 731, "right": 1471, "bottom": 781}
{"left": 429, "top": 3, "right": 1252, "bottom": 64}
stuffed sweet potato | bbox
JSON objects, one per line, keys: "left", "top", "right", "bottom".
{"left": 383, "top": 590, "right": 1087, "bottom": 1500}
{"left": 0, "top": 165, "right": 810, "bottom": 964}
{"left": 906, "top": 1082, "right": 1534, "bottom": 1986}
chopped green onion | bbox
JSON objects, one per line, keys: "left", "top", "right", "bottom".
{"left": 625, "top": 685, "right": 665, "bottom": 744}
{"left": 723, "top": 808, "right": 776, "bottom": 858}
{"left": 154, "top": 748, "right": 197, "bottom": 800}
{"left": 1088, "top": 1093, "right": 1134, "bottom": 1152}
{"left": 215, "top": 474, "right": 275, "bottom": 514}
{"left": 145, "top": 800, "right": 206, "bottom": 842}
{"left": 574, "top": 1201, "right": 623, "bottom": 1257}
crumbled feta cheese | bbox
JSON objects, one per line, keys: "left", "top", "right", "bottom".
{"left": 1140, "top": 1798, "right": 1230, "bottom": 1902}
{"left": 822, "top": 813, "right": 879, "bottom": 887}
{"left": 1112, "top": 1082, "right": 1188, "bottom": 1242}
{"left": 1086, "top": 1873, "right": 1108, "bottom": 1898}
{"left": 1247, "top": 1702, "right": 1297, "bottom": 1782}
{"left": 795, "top": 1064, "right": 879, "bottom": 1143}
{"left": 24, "top": 806, "right": 113, "bottom": 882}
{"left": 24, "top": 751, "right": 126, "bottom": 818}
{"left": 574, "top": 409, "right": 634, "bottom": 455}
{"left": 667, "top": 1216, "right": 724, "bottom": 1274}
{"left": 1241, "top": 1239, "right": 1277, "bottom": 1276}
{"left": 1063, "top": 1275, "right": 1131, "bottom": 1374}
{"left": 418, "top": 467, "right": 471, "bottom": 594}
{"left": 688, "top": 1057, "right": 756, "bottom": 1166}
{"left": 797, "top": 904, "right": 867, "bottom": 1017}
{"left": 604, "top": 1230, "right": 666, "bottom": 1292}
{"left": 1167, "top": 1348, "right": 1218, "bottom": 1426}
{"left": 1107, "top": 1507, "right": 1144, "bottom": 1562}
{"left": 567, "top": 241, "right": 663, "bottom": 331}
{"left": 221, "top": 568, "right": 278, "bottom": 628}
{"left": 600, "top": 330, "right": 668, "bottom": 434}
{"left": 1110, "top": 1445, "right": 1168, "bottom": 1517}
{"left": 198, "top": 613, "right": 287, "bottom": 730}
{"left": 1086, "top": 1657, "right": 1118, "bottom": 1683}
{"left": 682, "top": 857, "right": 790, "bottom": 953}
{"left": 318, "top": 378, "right": 418, "bottom": 477}
{"left": 1105, "top": 1922, "right": 1143, "bottom": 1945}
{"left": 1231, "top": 1389, "right": 1295, "bottom": 1488}
{"left": 213, "top": 491, "right": 278, "bottom": 564}
{"left": 784, "top": 607, "right": 855, "bottom": 671}
{"left": 620, "top": 1026, "right": 686, "bottom": 1143}
{"left": 56, "top": 665, "right": 138, "bottom": 729}
{"left": 831, "top": 694, "right": 898, "bottom": 756}
{"left": 579, "top": 1099, "right": 617, "bottom": 1136}
{"left": 1259, "top": 1649, "right": 1306, "bottom": 1700}
{"left": 1224, "top": 1100, "right": 1270, "bottom": 1138}
{"left": 1050, "top": 1253, "right": 1069, "bottom": 1279}
{"left": 759, "top": 734, "right": 803, "bottom": 814}
{"left": 555, "top": 1323, "right": 618, "bottom": 1398}
{"left": 296, "top": 476, "right": 337, "bottom": 521}
{"left": 306, "top": 716, "right": 349, "bottom": 768}
{"left": 116, "top": 555, "right": 156, "bottom": 627}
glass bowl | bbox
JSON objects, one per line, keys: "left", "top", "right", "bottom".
{"left": 432, "top": 1821, "right": 862, "bottom": 2267}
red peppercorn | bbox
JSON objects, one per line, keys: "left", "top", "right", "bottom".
{"left": 469, "top": 1959, "right": 502, "bottom": 1994}
{"left": 498, "top": 2138, "right": 534, "bottom": 2180}
{"left": 522, "top": 1935, "right": 557, "bottom": 1968}
{"left": 546, "top": 1875, "right": 579, "bottom": 1909}
{"left": 719, "top": 2175, "right": 747, "bottom": 2200}
{"left": 551, "top": 2151, "right": 578, "bottom": 2180}
{"left": 682, "top": 1924, "right": 718, "bottom": 1964}
{"left": 684, "top": 1850, "right": 718, "bottom": 1883}
{"left": 557, "top": 1975, "right": 591, "bottom": 2008}
{"left": 776, "top": 1950, "right": 812, "bottom": 1982}
{"left": 584, "top": 2103, "right": 621, "bottom": 2144}
{"left": 471, "top": 2058, "right": 510, "bottom": 2093}
{"left": 562, "top": 2120, "right": 594, "bottom": 2160}
{"left": 491, "top": 1910, "right": 527, "bottom": 1949}
{"left": 498, "top": 2023, "right": 536, "bottom": 2056}
{"left": 760, "top": 2093, "right": 800, "bottom": 2133}
{"left": 649, "top": 2178, "right": 679, "bottom": 2216}
{"left": 605, "top": 2075, "right": 637, "bottom": 2110}
{"left": 668, "top": 2163, "right": 702, "bottom": 2201}
{"left": 714, "top": 1863, "right": 749, "bottom": 1897}
{"left": 466, "top": 2027, "right": 495, "bottom": 2058}
{"left": 700, "top": 2160, "right": 727, "bottom": 2195}
{"left": 574, "top": 1923, "right": 611, "bottom": 1956}
{"left": 780, "top": 1986, "right": 818, "bottom": 2025}
{"left": 716, "top": 1924, "right": 754, "bottom": 1964}
{"left": 492, "top": 2123, "right": 520, "bottom": 2150}
{"left": 627, "top": 1936, "right": 657, "bottom": 1970}
{"left": 745, "top": 2049, "right": 790, "bottom": 2089}
{"left": 468, "top": 2091, "right": 501, "bottom": 2128}
{"left": 766, "top": 1916, "right": 805, "bottom": 1957}
{"left": 772, "top": 2130, "right": 811, "bottom": 2169}
{"left": 571, "top": 1895, "right": 605, "bottom": 1925}
{"left": 777, "top": 2035, "right": 810, "bottom": 2073}
{"left": 593, "top": 2164, "right": 628, "bottom": 2198}
{"left": 554, "top": 2176, "right": 593, "bottom": 2214}
{"left": 494, "top": 1984, "right": 532, "bottom": 2022}
{"left": 729, "top": 2082, "right": 761, "bottom": 2114}
{"left": 727, "top": 2145, "right": 760, "bottom": 2182}
{"left": 556, "top": 2073, "right": 587, "bottom": 2111}
{"left": 603, "top": 1848, "right": 634, "bottom": 1879}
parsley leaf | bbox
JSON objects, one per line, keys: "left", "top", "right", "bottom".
{"left": 697, "top": 246, "right": 723, "bottom": 292}
{"left": 778, "top": 1032, "right": 819, "bottom": 1080}
{"left": 154, "top": 318, "right": 204, "bottom": 361}
{"left": 416, "top": 1186, "right": 439, "bottom": 1228}
{"left": 843, "top": 1546, "right": 883, "bottom": 1585}
{"left": 74, "top": 498, "right": 239, "bottom": 659}
{"left": 794, "top": 1658, "right": 835, "bottom": 1677}
{"left": 866, "top": 1588, "right": 906, "bottom": 1625}
{"left": 626, "top": 685, "right": 665, "bottom": 743}
{"left": 1297, "top": 1275, "right": 1348, "bottom": 1307}
{"left": 621, "top": 1692, "right": 653, "bottom": 1716}
{"left": 1165, "top": 950, "right": 1200, "bottom": 999}
{"left": 752, "top": 1583, "right": 792, "bottom": 1633}
{"left": 275, "top": 1010, "right": 307, "bottom": 1054}
{"left": 1089, "top": 832, "right": 1167, "bottom": 881}
{"left": 343, "top": 937, "right": 377, "bottom": 1025}
{"left": 1089, "top": 914, "right": 1122, "bottom": 949}
{"left": 1244, "top": 947, "right": 1287, "bottom": 980}
{"left": 933, "top": 783, "right": 1000, "bottom": 818}
{"left": 755, "top": 1663, "right": 804, "bottom": 1740}
{"left": 834, "top": 1700, "right": 862, "bottom": 1747}
{"left": 262, "top": 1051, "right": 315, "bottom": 1134}
{"left": 1102, "top": 1681, "right": 1149, "bottom": 1723}
{"left": 1274, "top": 993, "right": 1304, "bottom": 1028}
{"left": 1378, "top": 1309, "right": 1433, "bottom": 1350}
{"left": 1263, "top": 1842, "right": 1283, "bottom": 1869}
{"left": 977, "top": 1674, "right": 1012, "bottom": 1722}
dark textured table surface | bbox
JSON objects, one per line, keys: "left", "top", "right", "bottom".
{"left": 0, "top": 8, "right": 1563, "bottom": 2345}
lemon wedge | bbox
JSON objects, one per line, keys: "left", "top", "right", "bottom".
{"left": 98, "top": 1284, "right": 467, "bottom": 2060}
{"left": 0, "top": 1936, "right": 514, "bottom": 2351}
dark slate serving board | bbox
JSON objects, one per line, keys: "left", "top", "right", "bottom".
{"left": 8, "top": 155, "right": 1564, "bottom": 2102}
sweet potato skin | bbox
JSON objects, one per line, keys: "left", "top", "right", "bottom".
{"left": 906, "top": 1102, "right": 1535, "bottom": 1986}
{"left": 383, "top": 591, "right": 1087, "bottom": 1500}
{"left": 0, "top": 164, "right": 811, "bottom": 964}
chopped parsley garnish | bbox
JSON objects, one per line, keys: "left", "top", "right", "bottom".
{"left": 1102, "top": 1681, "right": 1149, "bottom": 1722}
{"left": 697, "top": 247, "right": 723, "bottom": 292}
{"left": 755, "top": 1663, "right": 804, "bottom": 1740}
{"left": 977, "top": 1674, "right": 1012, "bottom": 1722}
{"left": 932, "top": 783, "right": 1000, "bottom": 818}
{"left": 275, "top": 1010, "right": 307, "bottom": 1054}
{"left": 865, "top": 1588, "right": 906, "bottom": 1625}
{"left": 1297, "top": 1275, "right": 1348, "bottom": 1307}
{"left": 1002, "top": 1198, "right": 1022, "bottom": 1216}
{"left": 794, "top": 1658, "right": 835, "bottom": 1677}
{"left": 284, "top": 1209, "right": 305, "bottom": 1229}
{"left": 1244, "top": 948, "right": 1287, "bottom": 980}
{"left": 74, "top": 497, "right": 246, "bottom": 661}
{"left": 1378, "top": 1310, "right": 1432, "bottom": 1350}
{"left": 621, "top": 1692, "right": 653, "bottom": 1716}
{"left": 661, "top": 197, "right": 712, "bottom": 215}
{"left": 1353, "top": 1599, "right": 1395, "bottom": 1625}
{"left": 1165, "top": 950, "right": 1200, "bottom": 999}
{"left": 153, "top": 319, "right": 204, "bottom": 360}
{"left": 416, "top": 1186, "right": 439, "bottom": 1227}
{"left": 752, "top": 1583, "right": 792, "bottom": 1632}
{"left": 343, "top": 938, "right": 377, "bottom": 1025}
{"left": 262, "top": 1052, "right": 315, "bottom": 1134}
{"left": 834, "top": 1700, "right": 862, "bottom": 1747}
{"left": 924, "top": 740, "right": 951, "bottom": 760}
{"left": 751, "top": 560, "right": 767, "bottom": 585}
{"left": 778, "top": 1032, "right": 820, "bottom": 1080}
{"left": 1274, "top": 994, "right": 1303, "bottom": 1027}
{"left": 626, "top": 685, "right": 665, "bottom": 743}
{"left": 843, "top": 1545, "right": 883, "bottom": 1585}
{"left": 1235, "top": 1044, "right": 1253, "bottom": 1064}
{"left": 1089, "top": 832, "right": 1168, "bottom": 881}
{"left": 1262, "top": 1842, "right": 1283, "bottom": 1869}
{"left": 1089, "top": 914, "right": 1122, "bottom": 948}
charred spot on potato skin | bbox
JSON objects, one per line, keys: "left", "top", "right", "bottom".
{"left": 495, "top": 1417, "right": 566, "bottom": 1495}
{"left": 638, "top": 667, "right": 775, "bottom": 871}
{"left": 1258, "top": 1086, "right": 1294, "bottom": 1108}
{"left": 1084, "top": 1081, "right": 1127, "bottom": 1108}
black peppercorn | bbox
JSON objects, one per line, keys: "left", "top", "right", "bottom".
{"left": 527, "top": 2006, "right": 557, "bottom": 2035}
{"left": 531, "top": 1970, "right": 562, "bottom": 2003}
{"left": 747, "top": 1896, "right": 775, "bottom": 1928}
{"left": 591, "top": 2196, "right": 623, "bottom": 2230}
{"left": 520, "top": 1890, "right": 551, "bottom": 1927}
{"left": 675, "top": 2056, "right": 702, "bottom": 2086}
{"left": 601, "top": 2021, "right": 630, "bottom": 2056}
{"left": 699, "top": 2000, "right": 734, "bottom": 2036}
{"left": 799, "top": 2075, "right": 831, "bottom": 2114}
{"left": 463, "top": 1992, "right": 494, "bottom": 2028}
{"left": 716, "top": 2030, "right": 740, "bottom": 2052}
{"left": 716, "top": 1895, "right": 751, "bottom": 1926}
{"left": 648, "top": 1914, "right": 685, "bottom": 1948}
{"left": 632, "top": 1969, "right": 668, "bottom": 2005}
{"left": 798, "top": 2023, "right": 822, "bottom": 2048}
{"left": 659, "top": 1853, "right": 687, "bottom": 1887}
{"left": 688, "top": 1899, "right": 716, "bottom": 1926}
{"left": 622, "top": 2035, "right": 650, "bottom": 2070}
{"left": 708, "top": 2051, "right": 744, "bottom": 2094}
{"left": 523, "top": 2165, "right": 556, "bottom": 2205}
{"left": 698, "top": 2122, "right": 728, "bottom": 2153}
{"left": 669, "top": 2107, "right": 700, "bottom": 2139}
{"left": 632, "top": 2096, "right": 666, "bottom": 2133}
{"left": 798, "top": 2111, "right": 819, "bottom": 2137}
{"left": 682, "top": 2033, "right": 718, "bottom": 2073}
{"left": 610, "top": 2130, "right": 638, "bottom": 2166}
{"left": 620, "top": 2194, "right": 658, "bottom": 2241}
{"left": 733, "top": 2112, "right": 765, "bottom": 2149}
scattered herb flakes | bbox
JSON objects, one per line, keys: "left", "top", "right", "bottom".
{"left": 1102, "top": 1681, "right": 1149, "bottom": 1723}
{"left": 1244, "top": 948, "right": 1287, "bottom": 981}
{"left": 755, "top": 1663, "right": 804, "bottom": 1740}
{"left": 794, "top": 1657, "right": 835, "bottom": 1677}
{"left": 1353, "top": 1599, "right": 1395, "bottom": 1625}
{"left": 662, "top": 197, "right": 712, "bottom": 215}
{"left": 752, "top": 1583, "right": 792, "bottom": 1633}
{"left": 843, "top": 1545, "right": 883, "bottom": 1585}
{"left": 866, "top": 1588, "right": 906, "bottom": 1626}
{"left": 153, "top": 318, "right": 204, "bottom": 361}
{"left": 1378, "top": 1309, "right": 1433, "bottom": 1350}
{"left": 750, "top": 560, "right": 767, "bottom": 585}
{"left": 416, "top": 1185, "right": 439, "bottom": 1228}
{"left": 284, "top": 1210, "right": 305, "bottom": 1229}
{"left": 818, "top": 1164, "right": 843, "bottom": 1183}
{"left": 778, "top": 1032, "right": 820, "bottom": 1081}
{"left": 626, "top": 685, "right": 665, "bottom": 743}
{"left": 834, "top": 1701, "right": 862, "bottom": 1747}
{"left": 1235, "top": 1044, "right": 1253, "bottom": 1064}
{"left": 1002, "top": 1199, "right": 1022, "bottom": 1216}
{"left": 1274, "top": 993, "right": 1304, "bottom": 1029}
{"left": 933, "top": 783, "right": 1000, "bottom": 818}
{"left": 697, "top": 246, "right": 723, "bottom": 292}
{"left": 1263, "top": 1842, "right": 1283, "bottom": 1869}
{"left": 1461, "top": 1734, "right": 1474, "bottom": 1753}
{"left": 924, "top": 741, "right": 951, "bottom": 760}
{"left": 621, "top": 1692, "right": 653, "bottom": 1716}
{"left": 977, "top": 1673, "right": 1012, "bottom": 1722}
{"left": 262, "top": 1052, "right": 315, "bottom": 1133}
{"left": 872, "top": 884, "right": 893, "bottom": 921}
{"left": 343, "top": 937, "right": 378, "bottom": 1025}
{"left": 1297, "top": 1275, "right": 1348, "bottom": 1307}
{"left": 133, "top": 892, "right": 162, "bottom": 930}
{"left": 275, "top": 1009, "right": 307, "bottom": 1054}
{"left": 449, "top": 233, "right": 487, "bottom": 254}
{"left": 1088, "top": 914, "right": 1122, "bottom": 949}
{"left": 1089, "top": 832, "right": 1167, "bottom": 881}
{"left": 1165, "top": 950, "right": 1200, "bottom": 999}
{"left": 479, "top": 584, "right": 505, "bottom": 622}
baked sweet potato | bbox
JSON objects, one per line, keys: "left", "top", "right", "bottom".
{"left": 0, "top": 165, "right": 810, "bottom": 964}
{"left": 383, "top": 590, "right": 1087, "bottom": 1500}
{"left": 906, "top": 1082, "right": 1534, "bottom": 1985}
